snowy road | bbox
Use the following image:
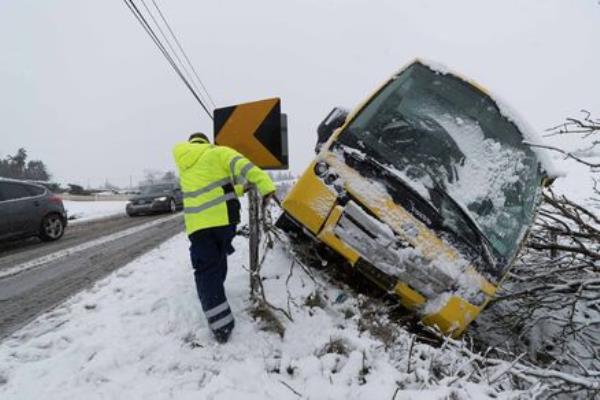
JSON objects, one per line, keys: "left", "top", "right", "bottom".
{"left": 0, "top": 213, "right": 184, "bottom": 338}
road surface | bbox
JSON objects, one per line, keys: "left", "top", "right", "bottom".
{"left": 0, "top": 213, "right": 184, "bottom": 339}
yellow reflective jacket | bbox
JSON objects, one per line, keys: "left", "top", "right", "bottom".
{"left": 172, "top": 140, "right": 276, "bottom": 235}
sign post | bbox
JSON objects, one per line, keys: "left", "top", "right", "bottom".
{"left": 248, "top": 187, "right": 261, "bottom": 297}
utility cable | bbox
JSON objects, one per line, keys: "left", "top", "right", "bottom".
{"left": 124, "top": 0, "right": 212, "bottom": 119}
{"left": 138, "top": 0, "right": 211, "bottom": 111}
{"left": 150, "top": 0, "right": 217, "bottom": 110}
{"left": 123, "top": 0, "right": 213, "bottom": 120}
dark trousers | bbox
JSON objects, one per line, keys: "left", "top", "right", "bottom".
{"left": 189, "top": 225, "right": 236, "bottom": 340}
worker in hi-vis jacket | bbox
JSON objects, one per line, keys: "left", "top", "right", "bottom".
{"left": 173, "top": 132, "right": 275, "bottom": 343}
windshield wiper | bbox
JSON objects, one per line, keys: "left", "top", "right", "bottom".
{"left": 341, "top": 146, "right": 434, "bottom": 205}
{"left": 429, "top": 182, "right": 497, "bottom": 269}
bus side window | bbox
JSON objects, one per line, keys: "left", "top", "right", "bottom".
{"left": 316, "top": 107, "right": 349, "bottom": 153}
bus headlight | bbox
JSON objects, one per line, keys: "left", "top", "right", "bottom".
{"left": 314, "top": 161, "right": 329, "bottom": 177}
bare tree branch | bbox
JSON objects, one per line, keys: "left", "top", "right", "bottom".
{"left": 525, "top": 142, "right": 600, "bottom": 168}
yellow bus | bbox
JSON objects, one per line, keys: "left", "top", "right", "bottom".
{"left": 277, "top": 60, "right": 554, "bottom": 336}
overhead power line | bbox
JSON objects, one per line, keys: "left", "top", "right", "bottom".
{"left": 138, "top": 0, "right": 211, "bottom": 110}
{"left": 122, "top": 0, "right": 214, "bottom": 120}
{"left": 149, "top": 0, "right": 217, "bottom": 110}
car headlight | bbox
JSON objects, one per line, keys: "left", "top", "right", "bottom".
{"left": 155, "top": 196, "right": 168, "bottom": 202}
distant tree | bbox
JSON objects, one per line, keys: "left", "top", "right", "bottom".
{"left": 42, "top": 182, "right": 63, "bottom": 193}
{"left": 139, "top": 169, "right": 178, "bottom": 186}
{"left": 160, "top": 170, "right": 177, "bottom": 182}
{"left": 24, "top": 160, "right": 51, "bottom": 181}
{"left": 68, "top": 183, "right": 89, "bottom": 195}
{"left": 0, "top": 148, "right": 51, "bottom": 181}
{"left": 103, "top": 180, "right": 119, "bottom": 191}
{"left": 0, "top": 158, "right": 7, "bottom": 178}
{"left": 7, "top": 148, "right": 27, "bottom": 178}
{"left": 139, "top": 169, "right": 162, "bottom": 186}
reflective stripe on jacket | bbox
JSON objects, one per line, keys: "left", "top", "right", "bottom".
{"left": 172, "top": 141, "right": 276, "bottom": 235}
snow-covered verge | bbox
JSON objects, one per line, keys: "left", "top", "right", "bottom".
{"left": 2, "top": 127, "right": 597, "bottom": 399}
{"left": 63, "top": 200, "right": 127, "bottom": 223}
{"left": 0, "top": 228, "right": 539, "bottom": 399}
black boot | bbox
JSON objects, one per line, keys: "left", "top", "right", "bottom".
{"left": 213, "top": 319, "right": 235, "bottom": 344}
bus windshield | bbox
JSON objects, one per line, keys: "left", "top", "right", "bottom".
{"left": 337, "top": 62, "right": 542, "bottom": 262}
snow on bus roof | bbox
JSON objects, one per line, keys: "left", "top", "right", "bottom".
{"left": 410, "top": 58, "right": 564, "bottom": 179}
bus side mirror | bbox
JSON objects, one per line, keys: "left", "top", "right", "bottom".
{"left": 316, "top": 107, "right": 349, "bottom": 153}
{"left": 542, "top": 176, "right": 555, "bottom": 187}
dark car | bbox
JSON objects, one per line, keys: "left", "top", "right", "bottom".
{"left": 0, "top": 178, "right": 68, "bottom": 242}
{"left": 126, "top": 183, "right": 183, "bottom": 216}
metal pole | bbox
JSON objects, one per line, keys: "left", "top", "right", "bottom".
{"left": 248, "top": 186, "right": 260, "bottom": 297}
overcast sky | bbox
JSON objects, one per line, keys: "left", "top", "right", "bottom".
{"left": 1, "top": 0, "right": 599, "bottom": 188}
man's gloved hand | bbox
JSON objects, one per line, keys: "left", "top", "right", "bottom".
{"left": 261, "top": 191, "right": 276, "bottom": 209}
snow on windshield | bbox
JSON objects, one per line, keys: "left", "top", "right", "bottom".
{"left": 424, "top": 101, "right": 529, "bottom": 244}
{"left": 417, "top": 58, "right": 561, "bottom": 178}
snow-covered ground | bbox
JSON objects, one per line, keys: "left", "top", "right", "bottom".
{"left": 0, "top": 205, "right": 530, "bottom": 399}
{"left": 63, "top": 200, "right": 128, "bottom": 223}
{"left": 1, "top": 139, "right": 596, "bottom": 399}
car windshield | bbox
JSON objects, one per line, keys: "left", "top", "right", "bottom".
{"left": 140, "top": 184, "right": 173, "bottom": 195}
{"left": 337, "top": 62, "right": 542, "bottom": 264}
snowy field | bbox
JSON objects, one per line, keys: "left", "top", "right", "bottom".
{"left": 1, "top": 149, "right": 597, "bottom": 399}
{"left": 1, "top": 190, "right": 552, "bottom": 400}
{"left": 0, "top": 230, "right": 524, "bottom": 400}
{"left": 63, "top": 200, "right": 128, "bottom": 223}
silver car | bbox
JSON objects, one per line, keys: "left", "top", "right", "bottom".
{"left": 0, "top": 178, "right": 68, "bottom": 242}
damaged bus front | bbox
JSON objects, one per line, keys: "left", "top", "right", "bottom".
{"left": 277, "top": 60, "right": 554, "bottom": 336}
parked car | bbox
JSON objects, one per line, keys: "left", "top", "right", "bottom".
{"left": 126, "top": 183, "right": 183, "bottom": 216}
{"left": 0, "top": 178, "right": 68, "bottom": 242}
